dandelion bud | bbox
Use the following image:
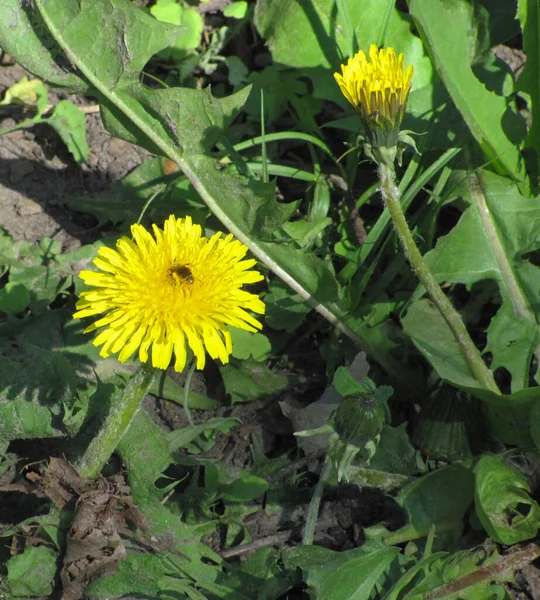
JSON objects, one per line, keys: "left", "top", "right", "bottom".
{"left": 333, "top": 392, "right": 385, "bottom": 448}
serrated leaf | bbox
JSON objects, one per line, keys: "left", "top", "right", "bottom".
{"left": 418, "top": 171, "right": 540, "bottom": 392}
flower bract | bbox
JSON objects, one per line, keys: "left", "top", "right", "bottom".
{"left": 334, "top": 44, "right": 413, "bottom": 127}
{"left": 74, "top": 215, "right": 265, "bottom": 372}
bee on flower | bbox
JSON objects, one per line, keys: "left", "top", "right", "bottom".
{"left": 74, "top": 215, "right": 265, "bottom": 373}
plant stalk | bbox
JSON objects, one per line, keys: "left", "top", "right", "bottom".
{"left": 302, "top": 460, "right": 333, "bottom": 545}
{"left": 77, "top": 363, "right": 155, "bottom": 478}
{"left": 378, "top": 163, "right": 500, "bottom": 395}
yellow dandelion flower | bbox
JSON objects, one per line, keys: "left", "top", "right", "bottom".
{"left": 334, "top": 45, "right": 413, "bottom": 126}
{"left": 74, "top": 215, "right": 265, "bottom": 372}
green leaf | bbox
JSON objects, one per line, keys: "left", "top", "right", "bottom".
{"left": 117, "top": 411, "right": 173, "bottom": 506}
{"left": 517, "top": 0, "right": 540, "bottom": 173}
{"left": 283, "top": 545, "right": 399, "bottom": 599}
{"left": 264, "top": 280, "right": 311, "bottom": 332}
{"left": 316, "top": 548, "right": 399, "bottom": 600}
{"left": 0, "top": 342, "right": 78, "bottom": 443}
{"left": 67, "top": 157, "right": 207, "bottom": 226}
{"left": 220, "top": 474, "right": 269, "bottom": 503}
{"left": 7, "top": 546, "right": 57, "bottom": 597}
{"left": 150, "top": 372, "right": 217, "bottom": 410}
{"left": 0, "top": 282, "right": 30, "bottom": 313}
{"left": 419, "top": 171, "right": 540, "bottom": 392}
{"left": 224, "top": 1, "right": 248, "bottom": 19}
{"left": 0, "top": 3, "right": 89, "bottom": 93}
{"left": 386, "top": 463, "right": 475, "bottom": 545}
{"left": 475, "top": 455, "right": 540, "bottom": 544}
{"left": 402, "top": 298, "right": 481, "bottom": 392}
{"left": 168, "top": 417, "right": 240, "bottom": 453}
{"left": 150, "top": 0, "right": 202, "bottom": 58}
{"left": 333, "top": 366, "right": 375, "bottom": 397}
{"left": 220, "top": 359, "right": 289, "bottom": 403}
{"left": 409, "top": 0, "right": 526, "bottom": 183}
{"left": 229, "top": 327, "right": 271, "bottom": 361}
{"left": 47, "top": 99, "right": 89, "bottom": 163}
{"left": 370, "top": 424, "right": 417, "bottom": 476}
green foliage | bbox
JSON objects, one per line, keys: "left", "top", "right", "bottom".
{"left": 474, "top": 455, "right": 540, "bottom": 544}
{"left": 1, "top": 0, "right": 540, "bottom": 597}
{"left": 6, "top": 546, "right": 57, "bottom": 597}
{"left": 0, "top": 78, "right": 88, "bottom": 163}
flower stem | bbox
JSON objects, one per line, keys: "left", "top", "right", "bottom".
{"left": 378, "top": 163, "right": 500, "bottom": 395}
{"left": 302, "top": 460, "right": 333, "bottom": 545}
{"left": 183, "top": 360, "right": 197, "bottom": 426}
{"left": 77, "top": 363, "right": 155, "bottom": 478}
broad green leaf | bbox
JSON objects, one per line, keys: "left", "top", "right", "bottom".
{"left": 117, "top": 411, "right": 173, "bottom": 505}
{"left": 7, "top": 546, "right": 58, "bottom": 597}
{"left": 0, "top": 2, "right": 88, "bottom": 92}
{"left": 517, "top": 0, "right": 540, "bottom": 173}
{"left": 0, "top": 282, "right": 30, "bottom": 313}
{"left": 220, "top": 474, "right": 269, "bottom": 503}
{"left": 67, "top": 157, "right": 206, "bottom": 226}
{"left": 220, "top": 359, "right": 289, "bottom": 403}
{"left": 224, "top": 1, "right": 248, "bottom": 20}
{"left": 264, "top": 281, "right": 311, "bottom": 332}
{"left": 229, "top": 327, "right": 271, "bottom": 361}
{"left": 402, "top": 298, "right": 481, "bottom": 392}
{"left": 316, "top": 548, "right": 399, "bottom": 600}
{"left": 283, "top": 545, "right": 399, "bottom": 598}
{"left": 386, "top": 464, "right": 475, "bottom": 545}
{"left": 403, "top": 547, "right": 507, "bottom": 600}
{"left": 47, "top": 99, "right": 89, "bottom": 163}
{"left": 409, "top": 0, "right": 526, "bottom": 183}
{"left": 475, "top": 455, "right": 540, "bottom": 544}
{"left": 150, "top": 0, "right": 202, "bottom": 58}
{"left": 420, "top": 171, "right": 540, "bottom": 392}
{"left": 370, "top": 424, "right": 417, "bottom": 476}
{"left": 0, "top": 342, "right": 77, "bottom": 443}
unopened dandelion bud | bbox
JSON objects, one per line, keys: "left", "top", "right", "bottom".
{"left": 333, "top": 393, "right": 385, "bottom": 448}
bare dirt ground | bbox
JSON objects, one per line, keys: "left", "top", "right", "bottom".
{"left": 0, "top": 60, "right": 151, "bottom": 249}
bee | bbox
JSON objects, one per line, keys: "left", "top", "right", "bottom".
{"left": 167, "top": 263, "right": 194, "bottom": 284}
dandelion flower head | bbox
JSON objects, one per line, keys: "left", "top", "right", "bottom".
{"left": 74, "top": 215, "right": 265, "bottom": 372}
{"left": 334, "top": 45, "right": 413, "bottom": 126}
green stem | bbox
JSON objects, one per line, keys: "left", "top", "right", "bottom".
{"left": 183, "top": 360, "right": 197, "bottom": 426}
{"left": 302, "top": 460, "right": 333, "bottom": 545}
{"left": 379, "top": 163, "right": 500, "bottom": 395}
{"left": 77, "top": 363, "right": 155, "bottom": 478}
